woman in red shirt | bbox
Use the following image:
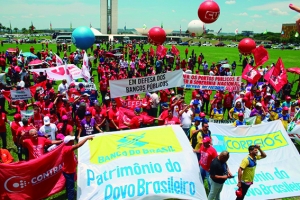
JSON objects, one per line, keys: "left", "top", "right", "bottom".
{"left": 10, "top": 100, "right": 33, "bottom": 113}
{"left": 57, "top": 115, "right": 73, "bottom": 136}
{"left": 60, "top": 100, "right": 74, "bottom": 126}
{"left": 29, "top": 106, "right": 44, "bottom": 130}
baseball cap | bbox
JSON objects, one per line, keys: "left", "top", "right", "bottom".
{"left": 162, "top": 102, "right": 168, "bottom": 108}
{"left": 85, "top": 111, "right": 92, "bottom": 116}
{"left": 69, "top": 83, "right": 75, "bottom": 87}
{"left": 44, "top": 116, "right": 50, "bottom": 125}
{"left": 56, "top": 133, "right": 65, "bottom": 140}
{"left": 193, "top": 100, "right": 200, "bottom": 105}
{"left": 134, "top": 107, "right": 141, "bottom": 113}
{"left": 14, "top": 114, "right": 21, "bottom": 120}
{"left": 83, "top": 93, "right": 90, "bottom": 97}
{"left": 200, "top": 112, "right": 206, "bottom": 117}
{"left": 286, "top": 96, "right": 291, "bottom": 100}
{"left": 62, "top": 115, "right": 68, "bottom": 121}
{"left": 283, "top": 106, "right": 289, "bottom": 111}
{"left": 256, "top": 102, "right": 262, "bottom": 107}
{"left": 202, "top": 137, "right": 211, "bottom": 143}
{"left": 240, "top": 91, "right": 245, "bottom": 95}
{"left": 238, "top": 113, "right": 244, "bottom": 117}
{"left": 194, "top": 116, "right": 201, "bottom": 122}
{"left": 64, "top": 135, "right": 76, "bottom": 144}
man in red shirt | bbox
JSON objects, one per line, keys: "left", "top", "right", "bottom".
{"left": 21, "top": 129, "right": 62, "bottom": 160}
{"left": 10, "top": 114, "right": 22, "bottom": 146}
{"left": 0, "top": 108, "right": 8, "bottom": 149}
{"left": 223, "top": 89, "right": 234, "bottom": 119}
{"left": 16, "top": 118, "right": 35, "bottom": 161}
{"left": 108, "top": 100, "right": 120, "bottom": 131}
{"left": 99, "top": 76, "right": 108, "bottom": 102}
{"left": 164, "top": 110, "right": 181, "bottom": 125}
{"left": 41, "top": 96, "right": 54, "bottom": 116}
{"left": 62, "top": 135, "right": 93, "bottom": 200}
{"left": 124, "top": 107, "right": 144, "bottom": 129}
{"left": 195, "top": 137, "right": 218, "bottom": 190}
{"left": 91, "top": 102, "right": 107, "bottom": 129}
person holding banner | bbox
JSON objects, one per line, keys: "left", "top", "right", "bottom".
{"left": 9, "top": 100, "right": 33, "bottom": 114}
{"left": 211, "top": 101, "right": 224, "bottom": 120}
{"left": 77, "top": 111, "right": 103, "bottom": 139}
{"left": 278, "top": 107, "right": 291, "bottom": 130}
{"left": 236, "top": 145, "right": 267, "bottom": 200}
{"left": 164, "top": 109, "right": 181, "bottom": 125}
{"left": 123, "top": 107, "right": 144, "bottom": 129}
{"left": 233, "top": 113, "right": 246, "bottom": 127}
{"left": 250, "top": 103, "right": 266, "bottom": 125}
{"left": 57, "top": 115, "right": 74, "bottom": 136}
{"left": 229, "top": 101, "right": 244, "bottom": 120}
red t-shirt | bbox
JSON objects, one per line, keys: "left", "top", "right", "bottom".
{"left": 164, "top": 116, "right": 180, "bottom": 125}
{"left": 57, "top": 123, "right": 73, "bottom": 136}
{"left": 158, "top": 110, "right": 169, "bottom": 125}
{"left": 223, "top": 93, "right": 234, "bottom": 108}
{"left": 11, "top": 121, "right": 21, "bottom": 143}
{"left": 16, "top": 125, "right": 35, "bottom": 141}
{"left": 60, "top": 106, "right": 74, "bottom": 126}
{"left": 67, "top": 88, "right": 81, "bottom": 102}
{"left": 91, "top": 108, "right": 107, "bottom": 126}
{"left": 129, "top": 116, "right": 143, "bottom": 129}
{"left": 62, "top": 145, "right": 77, "bottom": 174}
{"left": 108, "top": 108, "right": 119, "bottom": 128}
{"left": 99, "top": 80, "right": 108, "bottom": 91}
{"left": 23, "top": 137, "right": 52, "bottom": 160}
{"left": 41, "top": 102, "right": 54, "bottom": 115}
{"left": 199, "top": 145, "right": 218, "bottom": 171}
{"left": 29, "top": 113, "right": 44, "bottom": 130}
{"left": 0, "top": 112, "right": 7, "bottom": 132}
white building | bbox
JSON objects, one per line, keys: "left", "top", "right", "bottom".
{"left": 100, "top": 0, "right": 118, "bottom": 34}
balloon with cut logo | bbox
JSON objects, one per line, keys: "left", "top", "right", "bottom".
{"left": 238, "top": 38, "right": 256, "bottom": 56}
{"left": 187, "top": 20, "right": 205, "bottom": 36}
{"left": 198, "top": 0, "right": 220, "bottom": 24}
{"left": 147, "top": 27, "right": 166, "bottom": 46}
{"left": 72, "top": 26, "right": 95, "bottom": 50}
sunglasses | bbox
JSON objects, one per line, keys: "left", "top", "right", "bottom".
{"left": 204, "top": 126, "right": 209, "bottom": 128}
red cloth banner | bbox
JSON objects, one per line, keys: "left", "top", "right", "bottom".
{"left": 124, "top": 100, "right": 142, "bottom": 110}
{"left": 183, "top": 74, "right": 241, "bottom": 91}
{"left": 242, "top": 64, "right": 261, "bottom": 84}
{"left": 30, "top": 80, "right": 47, "bottom": 96}
{"left": 156, "top": 45, "right": 167, "bottom": 58}
{"left": 118, "top": 107, "right": 154, "bottom": 129}
{"left": 0, "top": 144, "right": 65, "bottom": 200}
{"left": 171, "top": 45, "right": 180, "bottom": 56}
{"left": 252, "top": 45, "right": 269, "bottom": 68}
{"left": 264, "top": 58, "right": 287, "bottom": 92}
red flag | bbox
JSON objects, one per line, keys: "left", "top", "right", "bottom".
{"left": 264, "top": 58, "right": 287, "bottom": 92}
{"left": 149, "top": 46, "right": 155, "bottom": 57}
{"left": 1, "top": 91, "right": 11, "bottom": 102}
{"left": 171, "top": 45, "right": 180, "bottom": 56}
{"left": 242, "top": 64, "right": 261, "bottom": 84}
{"left": 30, "top": 80, "right": 47, "bottom": 96}
{"left": 252, "top": 45, "right": 269, "bottom": 68}
{"left": 118, "top": 107, "right": 154, "bottom": 129}
{"left": 156, "top": 45, "right": 167, "bottom": 58}
{"left": 0, "top": 144, "right": 65, "bottom": 199}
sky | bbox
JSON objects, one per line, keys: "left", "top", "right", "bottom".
{"left": 1, "top": 0, "right": 300, "bottom": 33}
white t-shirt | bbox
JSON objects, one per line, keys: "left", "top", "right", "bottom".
{"left": 17, "top": 81, "right": 25, "bottom": 88}
{"left": 58, "top": 83, "right": 68, "bottom": 94}
{"left": 209, "top": 71, "right": 215, "bottom": 76}
{"left": 180, "top": 110, "right": 193, "bottom": 128}
{"left": 39, "top": 124, "right": 58, "bottom": 141}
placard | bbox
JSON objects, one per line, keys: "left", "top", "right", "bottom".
{"left": 74, "top": 82, "right": 97, "bottom": 91}
{"left": 21, "top": 110, "right": 34, "bottom": 120}
{"left": 10, "top": 89, "right": 32, "bottom": 101}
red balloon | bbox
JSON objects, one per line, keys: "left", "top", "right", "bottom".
{"left": 148, "top": 27, "right": 166, "bottom": 46}
{"left": 198, "top": 0, "right": 220, "bottom": 24}
{"left": 238, "top": 38, "right": 256, "bottom": 56}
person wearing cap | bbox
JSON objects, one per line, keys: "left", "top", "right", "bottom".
{"left": 142, "top": 93, "right": 152, "bottom": 116}
{"left": 21, "top": 129, "right": 62, "bottom": 161}
{"left": 278, "top": 107, "right": 291, "bottom": 130}
{"left": 282, "top": 96, "right": 292, "bottom": 108}
{"left": 194, "top": 137, "right": 218, "bottom": 191}
{"left": 124, "top": 107, "right": 144, "bottom": 129}
{"left": 208, "top": 151, "right": 233, "bottom": 200}
{"left": 67, "top": 83, "right": 81, "bottom": 102}
{"left": 62, "top": 135, "right": 94, "bottom": 200}
{"left": 229, "top": 101, "right": 244, "bottom": 120}
{"left": 164, "top": 109, "right": 181, "bottom": 125}
{"left": 211, "top": 101, "right": 224, "bottom": 121}
{"left": 190, "top": 99, "right": 201, "bottom": 119}
{"left": 78, "top": 111, "right": 103, "bottom": 139}
{"left": 190, "top": 116, "right": 203, "bottom": 149}
{"left": 58, "top": 79, "right": 68, "bottom": 94}
{"left": 157, "top": 103, "right": 169, "bottom": 125}
{"left": 60, "top": 99, "right": 74, "bottom": 126}
{"left": 159, "top": 89, "right": 170, "bottom": 114}
{"left": 236, "top": 145, "right": 267, "bottom": 200}
{"left": 10, "top": 114, "right": 22, "bottom": 147}
{"left": 250, "top": 102, "right": 266, "bottom": 125}
{"left": 171, "top": 95, "right": 184, "bottom": 118}
{"left": 57, "top": 115, "right": 74, "bottom": 136}
{"left": 233, "top": 113, "right": 246, "bottom": 127}
{"left": 245, "top": 87, "right": 255, "bottom": 109}
{"left": 199, "top": 112, "right": 209, "bottom": 123}
{"left": 39, "top": 116, "right": 58, "bottom": 141}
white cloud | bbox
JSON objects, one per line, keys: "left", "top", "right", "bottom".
{"left": 251, "top": 14, "right": 262, "bottom": 18}
{"left": 172, "top": 10, "right": 175, "bottom": 13}
{"left": 225, "top": 0, "right": 236, "bottom": 5}
{"left": 236, "top": 12, "right": 248, "bottom": 16}
{"left": 269, "top": 8, "right": 288, "bottom": 16}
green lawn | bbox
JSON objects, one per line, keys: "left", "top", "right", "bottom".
{"left": 0, "top": 40, "right": 299, "bottom": 200}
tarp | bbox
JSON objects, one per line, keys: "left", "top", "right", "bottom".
{"left": 77, "top": 126, "right": 207, "bottom": 200}
{"left": 209, "top": 120, "right": 300, "bottom": 200}
{"left": 0, "top": 144, "right": 65, "bottom": 199}
{"left": 109, "top": 70, "right": 184, "bottom": 98}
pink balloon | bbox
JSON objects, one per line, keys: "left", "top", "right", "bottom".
{"left": 148, "top": 27, "right": 166, "bottom": 46}
{"left": 238, "top": 38, "right": 256, "bottom": 56}
{"left": 198, "top": 0, "right": 220, "bottom": 24}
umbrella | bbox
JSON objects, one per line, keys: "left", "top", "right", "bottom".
{"left": 221, "top": 64, "right": 231, "bottom": 68}
{"left": 287, "top": 68, "right": 300, "bottom": 75}
{"left": 7, "top": 48, "right": 16, "bottom": 53}
{"left": 28, "top": 59, "right": 44, "bottom": 66}
{"left": 105, "top": 52, "right": 115, "bottom": 57}
{"left": 114, "top": 53, "right": 123, "bottom": 57}
{"left": 22, "top": 52, "right": 37, "bottom": 58}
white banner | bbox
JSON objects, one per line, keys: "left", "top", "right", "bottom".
{"left": 77, "top": 126, "right": 207, "bottom": 200}
{"left": 208, "top": 120, "right": 300, "bottom": 200}
{"left": 10, "top": 89, "right": 32, "bottom": 101}
{"left": 183, "top": 74, "right": 242, "bottom": 91}
{"left": 21, "top": 110, "right": 34, "bottom": 120}
{"left": 109, "top": 70, "right": 184, "bottom": 98}
{"left": 29, "top": 64, "right": 83, "bottom": 80}
{"left": 74, "top": 82, "right": 97, "bottom": 91}
{"left": 0, "top": 73, "right": 6, "bottom": 84}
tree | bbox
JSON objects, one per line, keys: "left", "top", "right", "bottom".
{"left": 21, "top": 28, "right": 27, "bottom": 34}
{"left": 6, "top": 27, "right": 10, "bottom": 33}
{"left": 13, "top": 27, "right": 18, "bottom": 33}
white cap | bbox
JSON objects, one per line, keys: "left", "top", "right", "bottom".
{"left": 256, "top": 102, "right": 262, "bottom": 106}
{"left": 105, "top": 96, "right": 110, "bottom": 100}
{"left": 64, "top": 135, "right": 75, "bottom": 144}
{"left": 266, "top": 93, "right": 271, "bottom": 96}
{"left": 43, "top": 116, "right": 50, "bottom": 125}
{"left": 83, "top": 93, "right": 90, "bottom": 97}
{"left": 240, "top": 91, "right": 245, "bottom": 95}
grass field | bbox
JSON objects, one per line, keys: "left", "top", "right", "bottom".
{"left": 0, "top": 40, "right": 299, "bottom": 200}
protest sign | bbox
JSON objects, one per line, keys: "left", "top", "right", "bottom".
{"left": 10, "top": 89, "right": 32, "bottom": 101}
{"left": 74, "top": 82, "right": 97, "bottom": 91}
{"left": 109, "top": 70, "right": 184, "bottom": 98}
{"left": 183, "top": 74, "right": 241, "bottom": 91}
{"left": 0, "top": 73, "right": 6, "bottom": 84}
{"left": 0, "top": 144, "right": 65, "bottom": 199}
{"left": 208, "top": 120, "right": 300, "bottom": 200}
{"left": 21, "top": 110, "right": 34, "bottom": 120}
{"left": 209, "top": 116, "right": 256, "bottom": 125}
{"left": 77, "top": 126, "right": 207, "bottom": 200}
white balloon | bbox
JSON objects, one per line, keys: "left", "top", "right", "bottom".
{"left": 187, "top": 20, "right": 205, "bottom": 35}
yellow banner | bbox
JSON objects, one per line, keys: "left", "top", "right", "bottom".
{"left": 89, "top": 126, "right": 182, "bottom": 165}
{"left": 223, "top": 131, "right": 288, "bottom": 153}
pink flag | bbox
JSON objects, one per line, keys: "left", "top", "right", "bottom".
{"left": 242, "top": 64, "right": 261, "bottom": 84}
{"left": 252, "top": 45, "right": 269, "bottom": 68}
{"left": 156, "top": 45, "right": 167, "bottom": 58}
{"left": 55, "top": 54, "right": 64, "bottom": 66}
{"left": 81, "top": 51, "right": 91, "bottom": 81}
{"left": 171, "top": 45, "right": 180, "bottom": 56}
{"left": 264, "top": 58, "right": 287, "bottom": 92}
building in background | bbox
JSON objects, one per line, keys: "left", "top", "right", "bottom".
{"left": 100, "top": 0, "right": 118, "bottom": 34}
{"left": 241, "top": 31, "right": 254, "bottom": 37}
{"left": 281, "top": 23, "right": 297, "bottom": 39}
